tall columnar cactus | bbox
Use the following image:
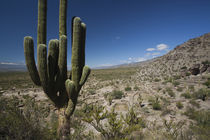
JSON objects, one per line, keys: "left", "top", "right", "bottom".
{"left": 24, "top": 0, "right": 90, "bottom": 139}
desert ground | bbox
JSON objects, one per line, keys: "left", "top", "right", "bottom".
{"left": 0, "top": 66, "right": 209, "bottom": 140}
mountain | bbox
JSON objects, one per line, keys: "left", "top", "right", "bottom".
{"left": 0, "top": 63, "right": 26, "bottom": 72}
{"left": 135, "top": 33, "right": 210, "bottom": 81}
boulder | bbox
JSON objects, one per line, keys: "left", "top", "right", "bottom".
{"left": 189, "top": 64, "right": 200, "bottom": 75}
{"left": 207, "top": 67, "right": 210, "bottom": 73}
{"left": 200, "top": 64, "right": 210, "bottom": 73}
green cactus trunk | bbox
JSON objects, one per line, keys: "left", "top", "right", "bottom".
{"left": 23, "top": 0, "right": 90, "bottom": 139}
{"left": 37, "top": 0, "right": 47, "bottom": 54}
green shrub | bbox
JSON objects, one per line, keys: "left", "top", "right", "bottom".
{"left": 0, "top": 96, "right": 53, "bottom": 140}
{"left": 173, "top": 75, "right": 181, "bottom": 80}
{"left": 154, "top": 78, "right": 161, "bottom": 82}
{"left": 176, "top": 86, "right": 183, "bottom": 92}
{"left": 166, "top": 87, "right": 175, "bottom": 97}
{"left": 189, "top": 100, "right": 200, "bottom": 108}
{"left": 181, "top": 92, "right": 191, "bottom": 99}
{"left": 172, "top": 81, "right": 180, "bottom": 87}
{"left": 203, "top": 79, "right": 210, "bottom": 88}
{"left": 192, "top": 88, "right": 209, "bottom": 101}
{"left": 134, "top": 86, "right": 139, "bottom": 91}
{"left": 202, "top": 60, "right": 210, "bottom": 65}
{"left": 161, "top": 108, "right": 174, "bottom": 116}
{"left": 111, "top": 90, "right": 124, "bottom": 99}
{"left": 186, "top": 72, "right": 191, "bottom": 76}
{"left": 184, "top": 107, "right": 210, "bottom": 127}
{"left": 125, "top": 86, "right": 132, "bottom": 91}
{"left": 82, "top": 104, "right": 146, "bottom": 139}
{"left": 176, "top": 101, "right": 183, "bottom": 109}
{"left": 188, "top": 85, "right": 195, "bottom": 92}
{"left": 152, "top": 102, "right": 161, "bottom": 110}
{"left": 162, "top": 120, "right": 185, "bottom": 140}
{"left": 150, "top": 97, "right": 161, "bottom": 110}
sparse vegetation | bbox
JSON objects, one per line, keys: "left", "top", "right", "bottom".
{"left": 125, "top": 86, "right": 132, "bottom": 91}
{"left": 184, "top": 107, "right": 210, "bottom": 139}
{"left": 0, "top": 95, "right": 55, "bottom": 140}
{"left": 192, "top": 88, "right": 209, "bottom": 101}
{"left": 150, "top": 97, "right": 162, "bottom": 110}
{"left": 134, "top": 85, "right": 139, "bottom": 91}
{"left": 166, "top": 87, "right": 175, "bottom": 97}
{"left": 181, "top": 92, "right": 192, "bottom": 99}
{"left": 176, "top": 101, "right": 184, "bottom": 109}
{"left": 189, "top": 100, "right": 200, "bottom": 108}
{"left": 172, "top": 81, "right": 180, "bottom": 87}
{"left": 176, "top": 86, "right": 183, "bottom": 92}
{"left": 203, "top": 78, "right": 210, "bottom": 88}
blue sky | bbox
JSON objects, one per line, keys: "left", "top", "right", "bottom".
{"left": 0, "top": 0, "right": 210, "bottom": 68}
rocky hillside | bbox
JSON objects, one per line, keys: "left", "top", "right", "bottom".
{"left": 136, "top": 33, "right": 210, "bottom": 81}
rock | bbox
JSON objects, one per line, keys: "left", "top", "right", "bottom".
{"left": 0, "top": 90, "right": 4, "bottom": 94}
{"left": 200, "top": 64, "right": 209, "bottom": 73}
{"left": 189, "top": 64, "right": 200, "bottom": 75}
{"left": 140, "top": 102, "right": 149, "bottom": 108}
{"left": 140, "top": 104, "right": 145, "bottom": 107}
{"left": 206, "top": 67, "right": 210, "bottom": 73}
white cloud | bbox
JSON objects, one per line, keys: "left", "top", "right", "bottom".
{"left": 128, "top": 57, "right": 132, "bottom": 60}
{"left": 157, "top": 44, "right": 168, "bottom": 51}
{"left": 146, "top": 48, "right": 156, "bottom": 51}
{"left": 146, "top": 53, "right": 151, "bottom": 56}
{"left": 152, "top": 52, "right": 161, "bottom": 56}
{"left": 146, "top": 44, "right": 169, "bottom": 52}
{"left": 121, "top": 57, "right": 146, "bottom": 64}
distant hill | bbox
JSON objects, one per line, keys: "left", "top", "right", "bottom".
{"left": 0, "top": 63, "right": 26, "bottom": 72}
{"left": 135, "top": 33, "right": 210, "bottom": 80}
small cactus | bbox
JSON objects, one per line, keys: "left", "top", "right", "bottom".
{"left": 24, "top": 0, "right": 90, "bottom": 139}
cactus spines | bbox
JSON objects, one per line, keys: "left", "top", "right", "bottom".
{"left": 24, "top": 0, "right": 90, "bottom": 138}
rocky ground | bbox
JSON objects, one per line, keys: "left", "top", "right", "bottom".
{"left": 1, "top": 67, "right": 209, "bottom": 139}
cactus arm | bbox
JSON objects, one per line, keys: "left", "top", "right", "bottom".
{"left": 81, "top": 23, "right": 86, "bottom": 67}
{"left": 24, "top": 36, "right": 41, "bottom": 86}
{"left": 59, "top": 0, "right": 67, "bottom": 37}
{"left": 65, "top": 99, "right": 74, "bottom": 118}
{"left": 37, "top": 0, "right": 47, "bottom": 46}
{"left": 72, "top": 17, "right": 83, "bottom": 92}
{"left": 48, "top": 39, "right": 59, "bottom": 86}
{"left": 65, "top": 79, "right": 78, "bottom": 117}
{"left": 56, "top": 35, "right": 67, "bottom": 92}
{"left": 38, "top": 44, "right": 48, "bottom": 93}
{"left": 65, "top": 79, "right": 75, "bottom": 98}
{"left": 79, "top": 66, "right": 91, "bottom": 86}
